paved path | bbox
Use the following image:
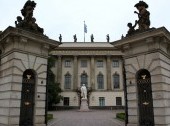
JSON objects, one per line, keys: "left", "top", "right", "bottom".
{"left": 48, "top": 109, "right": 125, "bottom": 126}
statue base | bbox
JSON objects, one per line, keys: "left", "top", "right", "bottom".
{"left": 79, "top": 99, "right": 90, "bottom": 112}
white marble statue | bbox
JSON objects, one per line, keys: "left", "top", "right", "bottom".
{"left": 81, "top": 84, "right": 87, "bottom": 99}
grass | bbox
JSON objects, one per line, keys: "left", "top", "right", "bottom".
{"left": 116, "top": 112, "right": 125, "bottom": 121}
{"left": 47, "top": 114, "right": 53, "bottom": 122}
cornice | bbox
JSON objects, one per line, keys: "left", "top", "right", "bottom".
{"left": 50, "top": 50, "right": 124, "bottom": 56}
{"left": 0, "top": 26, "right": 61, "bottom": 49}
{"left": 111, "top": 27, "right": 170, "bottom": 48}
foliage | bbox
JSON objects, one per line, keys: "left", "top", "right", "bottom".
{"left": 47, "top": 56, "right": 63, "bottom": 110}
{"left": 47, "top": 114, "right": 53, "bottom": 122}
{"left": 116, "top": 112, "right": 125, "bottom": 121}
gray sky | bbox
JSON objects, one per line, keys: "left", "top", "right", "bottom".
{"left": 0, "top": 0, "right": 170, "bottom": 42}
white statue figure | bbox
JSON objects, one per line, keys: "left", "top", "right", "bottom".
{"left": 81, "top": 84, "right": 87, "bottom": 99}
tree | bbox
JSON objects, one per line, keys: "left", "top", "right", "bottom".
{"left": 47, "top": 56, "right": 63, "bottom": 110}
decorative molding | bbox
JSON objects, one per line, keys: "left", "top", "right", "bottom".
{"left": 145, "top": 37, "right": 154, "bottom": 43}
{"left": 125, "top": 64, "right": 138, "bottom": 74}
{"left": 65, "top": 71, "right": 71, "bottom": 76}
{"left": 51, "top": 50, "right": 123, "bottom": 56}
{"left": 20, "top": 36, "right": 27, "bottom": 43}
{"left": 98, "top": 71, "right": 103, "bottom": 75}
{"left": 43, "top": 44, "right": 50, "bottom": 49}
{"left": 5, "top": 37, "right": 12, "bottom": 44}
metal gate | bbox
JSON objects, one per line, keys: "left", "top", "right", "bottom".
{"left": 19, "top": 69, "right": 35, "bottom": 126}
{"left": 137, "top": 69, "right": 154, "bottom": 126}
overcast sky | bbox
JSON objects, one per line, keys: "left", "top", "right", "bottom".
{"left": 0, "top": 0, "right": 170, "bottom": 42}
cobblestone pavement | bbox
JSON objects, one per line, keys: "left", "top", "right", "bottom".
{"left": 48, "top": 109, "right": 125, "bottom": 126}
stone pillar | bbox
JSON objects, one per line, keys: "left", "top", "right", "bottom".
{"left": 57, "top": 55, "right": 62, "bottom": 84}
{"left": 90, "top": 56, "right": 95, "bottom": 89}
{"left": 113, "top": 27, "right": 170, "bottom": 126}
{"left": 106, "top": 55, "right": 111, "bottom": 90}
{"left": 73, "top": 55, "right": 78, "bottom": 90}
{"left": 0, "top": 27, "right": 60, "bottom": 126}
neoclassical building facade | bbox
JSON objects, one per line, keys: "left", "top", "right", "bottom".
{"left": 1, "top": 0, "right": 170, "bottom": 126}
{"left": 50, "top": 42, "right": 125, "bottom": 108}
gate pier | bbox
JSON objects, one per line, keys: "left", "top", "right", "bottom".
{"left": 113, "top": 27, "right": 170, "bottom": 126}
{"left": 0, "top": 27, "right": 59, "bottom": 126}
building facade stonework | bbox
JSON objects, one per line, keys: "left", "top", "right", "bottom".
{"left": 114, "top": 27, "right": 170, "bottom": 126}
{"left": 0, "top": 27, "right": 59, "bottom": 126}
{"left": 50, "top": 43, "right": 125, "bottom": 108}
{"left": 1, "top": 25, "right": 170, "bottom": 126}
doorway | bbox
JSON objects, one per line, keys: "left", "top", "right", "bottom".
{"left": 19, "top": 69, "right": 36, "bottom": 126}
{"left": 136, "top": 69, "right": 154, "bottom": 126}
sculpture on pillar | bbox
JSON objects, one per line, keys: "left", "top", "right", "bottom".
{"left": 73, "top": 34, "right": 77, "bottom": 42}
{"left": 81, "top": 84, "right": 87, "bottom": 99}
{"left": 91, "top": 34, "right": 94, "bottom": 42}
{"left": 126, "top": 1, "right": 151, "bottom": 36}
{"left": 106, "top": 34, "right": 110, "bottom": 42}
{"left": 134, "top": 1, "right": 150, "bottom": 31}
{"left": 126, "top": 20, "right": 138, "bottom": 36}
{"left": 59, "top": 34, "right": 62, "bottom": 42}
{"left": 15, "top": 0, "right": 44, "bottom": 34}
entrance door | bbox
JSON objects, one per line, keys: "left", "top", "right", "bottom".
{"left": 63, "top": 97, "right": 69, "bottom": 106}
{"left": 137, "top": 69, "right": 154, "bottom": 126}
{"left": 19, "top": 69, "right": 35, "bottom": 126}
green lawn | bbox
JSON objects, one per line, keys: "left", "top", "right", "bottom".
{"left": 116, "top": 113, "right": 125, "bottom": 121}
{"left": 47, "top": 114, "right": 53, "bottom": 122}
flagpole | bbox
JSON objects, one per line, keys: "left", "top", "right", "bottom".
{"left": 84, "top": 21, "right": 85, "bottom": 42}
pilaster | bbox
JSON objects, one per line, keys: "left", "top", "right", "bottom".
{"left": 90, "top": 56, "right": 95, "bottom": 89}
{"left": 73, "top": 55, "right": 78, "bottom": 90}
{"left": 57, "top": 55, "right": 62, "bottom": 84}
{"left": 106, "top": 55, "right": 111, "bottom": 90}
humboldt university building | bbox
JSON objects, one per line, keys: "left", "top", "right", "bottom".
{"left": 50, "top": 42, "right": 125, "bottom": 108}
{"left": 1, "top": 0, "right": 170, "bottom": 126}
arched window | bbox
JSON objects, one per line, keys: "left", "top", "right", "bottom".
{"left": 113, "top": 73, "right": 120, "bottom": 89}
{"left": 81, "top": 71, "right": 88, "bottom": 87}
{"left": 64, "top": 72, "right": 71, "bottom": 89}
{"left": 97, "top": 72, "right": 104, "bottom": 89}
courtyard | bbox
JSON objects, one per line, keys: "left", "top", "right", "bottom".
{"left": 48, "top": 109, "right": 125, "bottom": 126}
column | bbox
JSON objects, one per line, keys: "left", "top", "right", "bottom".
{"left": 106, "top": 55, "right": 111, "bottom": 90}
{"left": 73, "top": 55, "right": 78, "bottom": 90}
{"left": 57, "top": 55, "right": 62, "bottom": 84}
{"left": 90, "top": 56, "right": 95, "bottom": 90}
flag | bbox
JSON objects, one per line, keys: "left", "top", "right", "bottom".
{"left": 84, "top": 23, "right": 87, "bottom": 33}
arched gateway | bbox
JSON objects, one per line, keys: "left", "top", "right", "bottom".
{"left": 136, "top": 69, "right": 154, "bottom": 126}
{"left": 19, "top": 69, "right": 36, "bottom": 126}
{"left": 0, "top": 26, "right": 59, "bottom": 125}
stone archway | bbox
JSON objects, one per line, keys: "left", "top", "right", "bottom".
{"left": 136, "top": 69, "right": 154, "bottom": 126}
{"left": 19, "top": 69, "right": 36, "bottom": 126}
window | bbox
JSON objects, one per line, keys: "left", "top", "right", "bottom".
{"left": 64, "top": 73, "right": 71, "bottom": 89}
{"left": 81, "top": 73, "right": 88, "bottom": 87}
{"left": 63, "top": 97, "right": 69, "bottom": 106}
{"left": 97, "top": 60, "right": 103, "bottom": 67}
{"left": 116, "top": 97, "right": 122, "bottom": 106}
{"left": 99, "top": 97, "right": 105, "bottom": 106}
{"left": 81, "top": 60, "right": 87, "bottom": 67}
{"left": 113, "top": 74, "right": 120, "bottom": 89}
{"left": 65, "top": 60, "right": 71, "bottom": 67}
{"left": 112, "top": 60, "right": 119, "bottom": 67}
{"left": 97, "top": 73, "right": 104, "bottom": 89}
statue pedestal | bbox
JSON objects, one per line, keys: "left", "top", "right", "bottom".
{"left": 79, "top": 98, "right": 89, "bottom": 111}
